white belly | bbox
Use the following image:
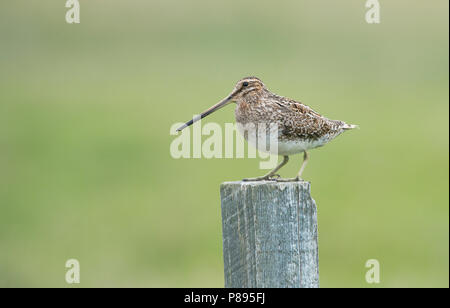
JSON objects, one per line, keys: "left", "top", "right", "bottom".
{"left": 277, "top": 139, "right": 325, "bottom": 155}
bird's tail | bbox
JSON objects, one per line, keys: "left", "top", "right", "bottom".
{"left": 342, "top": 123, "right": 359, "bottom": 130}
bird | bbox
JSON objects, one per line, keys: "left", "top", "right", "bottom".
{"left": 177, "top": 76, "right": 357, "bottom": 181}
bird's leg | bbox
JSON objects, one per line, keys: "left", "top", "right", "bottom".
{"left": 297, "top": 150, "right": 309, "bottom": 179}
{"left": 276, "top": 151, "right": 309, "bottom": 182}
{"left": 242, "top": 156, "right": 289, "bottom": 181}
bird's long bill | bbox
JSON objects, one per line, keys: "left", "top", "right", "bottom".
{"left": 176, "top": 95, "right": 233, "bottom": 132}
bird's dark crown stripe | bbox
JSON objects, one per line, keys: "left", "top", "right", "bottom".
{"left": 240, "top": 76, "right": 262, "bottom": 83}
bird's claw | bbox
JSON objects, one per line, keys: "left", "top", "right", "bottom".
{"left": 275, "top": 176, "right": 301, "bottom": 182}
{"left": 242, "top": 174, "right": 279, "bottom": 182}
{"left": 267, "top": 174, "right": 281, "bottom": 180}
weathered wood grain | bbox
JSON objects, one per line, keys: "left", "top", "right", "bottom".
{"left": 220, "top": 181, "right": 319, "bottom": 288}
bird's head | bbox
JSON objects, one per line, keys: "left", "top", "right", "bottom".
{"left": 230, "top": 77, "right": 266, "bottom": 102}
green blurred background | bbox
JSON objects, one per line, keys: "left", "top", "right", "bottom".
{"left": 0, "top": 0, "right": 448, "bottom": 287}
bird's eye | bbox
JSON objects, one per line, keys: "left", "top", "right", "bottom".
{"left": 243, "top": 82, "right": 249, "bottom": 87}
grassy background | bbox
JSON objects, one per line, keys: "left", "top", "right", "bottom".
{"left": 0, "top": 0, "right": 448, "bottom": 287}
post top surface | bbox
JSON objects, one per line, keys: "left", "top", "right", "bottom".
{"left": 222, "top": 180, "right": 309, "bottom": 184}
{"left": 221, "top": 180, "right": 311, "bottom": 189}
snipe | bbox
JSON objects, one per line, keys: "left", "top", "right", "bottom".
{"left": 177, "top": 77, "right": 357, "bottom": 181}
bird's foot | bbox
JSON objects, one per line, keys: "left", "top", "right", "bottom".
{"left": 242, "top": 174, "right": 280, "bottom": 182}
{"left": 275, "top": 176, "right": 303, "bottom": 182}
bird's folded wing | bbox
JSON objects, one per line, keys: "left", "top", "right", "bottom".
{"left": 277, "top": 100, "right": 335, "bottom": 139}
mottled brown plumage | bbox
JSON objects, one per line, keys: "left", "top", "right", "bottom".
{"left": 233, "top": 77, "right": 354, "bottom": 143}
{"left": 178, "top": 76, "right": 357, "bottom": 181}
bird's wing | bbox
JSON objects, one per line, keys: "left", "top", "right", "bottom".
{"left": 277, "top": 99, "right": 336, "bottom": 139}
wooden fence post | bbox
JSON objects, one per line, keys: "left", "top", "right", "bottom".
{"left": 220, "top": 181, "right": 319, "bottom": 288}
